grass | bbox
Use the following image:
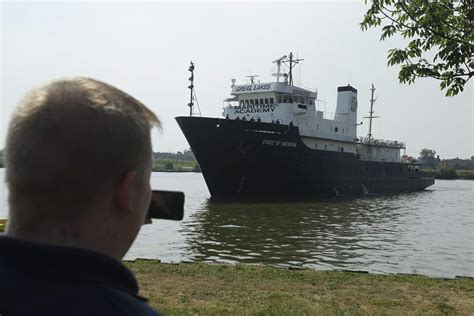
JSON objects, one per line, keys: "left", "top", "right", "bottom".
{"left": 424, "top": 168, "right": 474, "bottom": 180}
{"left": 456, "top": 169, "right": 474, "bottom": 180}
{"left": 127, "top": 260, "right": 474, "bottom": 315}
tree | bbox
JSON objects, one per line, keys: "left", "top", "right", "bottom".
{"left": 419, "top": 148, "right": 437, "bottom": 168}
{"left": 361, "top": 0, "right": 474, "bottom": 96}
{"left": 164, "top": 162, "right": 174, "bottom": 171}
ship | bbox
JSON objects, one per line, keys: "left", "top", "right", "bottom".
{"left": 176, "top": 54, "right": 435, "bottom": 201}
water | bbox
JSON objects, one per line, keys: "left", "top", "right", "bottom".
{"left": 1, "top": 171, "right": 473, "bottom": 278}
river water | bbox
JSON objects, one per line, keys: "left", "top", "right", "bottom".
{"left": 1, "top": 171, "right": 473, "bottom": 278}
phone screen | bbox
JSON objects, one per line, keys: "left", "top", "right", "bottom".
{"left": 147, "top": 190, "right": 185, "bottom": 221}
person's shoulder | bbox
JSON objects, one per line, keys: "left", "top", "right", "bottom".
{"left": 0, "top": 236, "right": 161, "bottom": 316}
{"left": 1, "top": 281, "right": 162, "bottom": 316}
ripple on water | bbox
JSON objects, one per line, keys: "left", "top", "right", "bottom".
{"left": 119, "top": 174, "right": 474, "bottom": 277}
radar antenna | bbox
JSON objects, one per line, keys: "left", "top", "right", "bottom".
{"left": 363, "top": 84, "right": 380, "bottom": 140}
{"left": 272, "top": 55, "right": 287, "bottom": 82}
{"left": 246, "top": 75, "right": 259, "bottom": 84}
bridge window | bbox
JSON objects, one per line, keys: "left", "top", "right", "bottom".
{"left": 245, "top": 100, "right": 249, "bottom": 106}
{"left": 293, "top": 96, "right": 298, "bottom": 103}
{"left": 240, "top": 100, "right": 244, "bottom": 106}
{"left": 250, "top": 100, "right": 254, "bottom": 106}
{"left": 265, "top": 98, "right": 269, "bottom": 104}
{"left": 300, "top": 96, "right": 305, "bottom": 103}
{"left": 277, "top": 96, "right": 282, "bottom": 103}
{"left": 270, "top": 98, "right": 274, "bottom": 104}
{"left": 259, "top": 98, "right": 263, "bottom": 105}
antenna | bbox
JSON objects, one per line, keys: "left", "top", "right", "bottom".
{"left": 271, "top": 53, "right": 304, "bottom": 85}
{"left": 187, "top": 61, "right": 195, "bottom": 117}
{"left": 246, "top": 75, "right": 259, "bottom": 84}
{"left": 272, "top": 55, "right": 287, "bottom": 82}
{"left": 281, "top": 52, "right": 304, "bottom": 86}
{"left": 363, "top": 84, "right": 380, "bottom": 140}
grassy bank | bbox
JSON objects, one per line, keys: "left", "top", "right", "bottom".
{"left": 153, "top": 160, "right": 200, "bottom": 172}
{"left": 456, "top": 169, "right": 474, "bottom": 180}
{"left": 424, "top": 168, "right": 474, "bottom": 180}
{"left": 127, "top": 260, "right": 474, "bottom": 315}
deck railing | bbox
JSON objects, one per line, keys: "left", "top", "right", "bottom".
{"left": 355, "top": 136, "right": 406, "bottom": 149}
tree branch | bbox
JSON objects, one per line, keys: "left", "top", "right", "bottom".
{"left": 398, "top": 0, "right": 472, "bottom": 46}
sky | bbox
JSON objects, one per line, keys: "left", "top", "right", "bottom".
{"left": 1, "top": 1, "right": 473, "bottom": 159}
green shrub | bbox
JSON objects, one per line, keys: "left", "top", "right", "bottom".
{"left": 435, "top": 167, "right": 458, "bottom": 179}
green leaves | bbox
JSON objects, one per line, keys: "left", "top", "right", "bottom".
{"left": 361, "top": 0, "right": 474, "bottom": 97}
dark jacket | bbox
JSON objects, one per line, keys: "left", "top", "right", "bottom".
{"left": 0, "top": 236, "right": 161, "bottom": 316}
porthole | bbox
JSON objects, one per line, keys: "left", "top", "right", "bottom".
{"left": 334, "top": 127, "right": 339, "bottom": 133}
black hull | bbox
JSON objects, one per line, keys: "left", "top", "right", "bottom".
{"left": 176, "top": 116, "right": 435, "bottom": 201}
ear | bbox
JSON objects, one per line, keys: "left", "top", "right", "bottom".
{"left": 114, "top": 170, "right": 137, "bottom": 214}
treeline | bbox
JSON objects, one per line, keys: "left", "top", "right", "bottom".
{"left": 0, "top": 149, "right": 201, "bottom": 172}
{"left": 153, "top": 149, "right": 196, "bottom": 161}
{"left": 153, "top": 149, "right": 200, "bottom": 172}
{"left": 418, "top": 149, "right": 474, "bottom": 180}
{"left": 419, "top": 149, "right": 474, "bottom": 170}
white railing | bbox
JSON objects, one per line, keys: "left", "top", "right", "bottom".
{"left": 355, "top": 136, "right": 406, "bottom": 149}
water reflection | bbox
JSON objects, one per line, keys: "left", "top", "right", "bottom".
{"left": 181, "top": 194, "right": 425, "bottom": 271}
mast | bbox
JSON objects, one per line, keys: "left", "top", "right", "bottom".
{"left": 187, "top": 61, "right": 195, "bottom": 117}
{"left": 364, "top": 84, "right": 380, "bottom": 140}
{"left": 286, "top": 52, "right": 303, "bottom": 86}
{"left": 288, "top": 52, "right": 293, "bottom": 85}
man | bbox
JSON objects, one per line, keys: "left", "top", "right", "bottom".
{"left": 0, "top": 78, "right": 161, "bottom": 315}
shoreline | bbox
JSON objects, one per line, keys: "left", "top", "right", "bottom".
{"left": 152, "top": 169, "right": 201, "bottom": 173}
{"left": 126, "top": 259, "right": 474, "bottom": 315}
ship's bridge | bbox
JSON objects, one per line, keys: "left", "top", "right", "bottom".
{"left": 223, "top": 82, "right": 317, "bottom": 123}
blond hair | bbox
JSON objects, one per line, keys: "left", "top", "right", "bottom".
{"left": 5, "top": 78, "right": 159, "bottom": 227}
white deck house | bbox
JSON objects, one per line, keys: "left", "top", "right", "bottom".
{"left": 221, "top": 57, "right": 405, "bottom": 163}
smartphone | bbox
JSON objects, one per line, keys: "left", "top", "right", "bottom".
{"left": 147, "top": 190, "right": 185, "bottom": 221}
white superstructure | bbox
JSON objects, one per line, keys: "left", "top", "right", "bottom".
{"left": 221, "top": 54, "right": 405, "bottom": 163}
